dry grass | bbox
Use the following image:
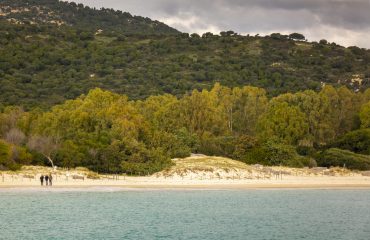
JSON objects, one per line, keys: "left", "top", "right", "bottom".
{"left": 173, "top": 156, "right": 252, "bottom": 171}
{"left": 159, "top": 156, "right": 255, "bottom": 179}
{"left": 294, "top": 42, "right": 313, "bottom": 50}
{"left": 0, "top": 165, "right": 99, "bottom": 179}
{"left": 157, "top": 155, "right": 360, "bottom": 179}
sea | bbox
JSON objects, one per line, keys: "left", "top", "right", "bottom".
{"left": 0, "top": 188, "right": 369, "bottom": 240}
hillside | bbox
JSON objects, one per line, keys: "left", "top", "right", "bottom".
{"left": 0, "top": 0, "right": 179, "bottom": 35}
{"left": 0, "top": 1, "right": 369, "bottom": 109}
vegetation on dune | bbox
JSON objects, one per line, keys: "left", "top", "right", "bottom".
{"left": 316, "top": 148, "right": 370, "bottom": 171}
{"left": 330, "top": 129, "right": 370, "bottom": 155}
{"left": 1, "top": 84, "right": 370, "bottom": 173}
{"left": 159, "top": 156, "right": 254, "bottom": 178}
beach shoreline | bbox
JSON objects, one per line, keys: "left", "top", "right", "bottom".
{"left": 2, "top": 158, "right": 370, "bottom": 190}
{"left": 2, "top": 185, "right": 370, "bottom": 190}
{"left": 2, "top": 175, "right": 370, "bottom": 190}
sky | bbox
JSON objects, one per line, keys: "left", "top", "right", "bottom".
{"left": 67, "top": 0, "right": 370, "bottom": 48}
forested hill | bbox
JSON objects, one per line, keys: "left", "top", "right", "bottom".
{"left": 0, "top": 1, "right": 370, "bottom": 109}
{"left": 0, "top": 0, "right": 179, "bottom": 35}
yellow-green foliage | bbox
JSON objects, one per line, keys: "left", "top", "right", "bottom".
{"left": 0, "top": 140, "right": 31, "bottom": 171}
{"left": 257, "top": 102, "right": 309, "bottom": 145}
{"left": 360, "top": 101, "right": 370, "bottom": 128}
{"left": 0, "top": 140, "right": 11, "bottom": 169}
{"left": 1, "top": 83, "right": 370, "bottom": 173}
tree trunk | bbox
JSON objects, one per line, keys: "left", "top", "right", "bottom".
{"left": 42, "top": 154, "right": 55, "bottom": 168}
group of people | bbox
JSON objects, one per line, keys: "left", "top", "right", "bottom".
{"left": 40, "top": 174, "right": 53, "bottom": 186}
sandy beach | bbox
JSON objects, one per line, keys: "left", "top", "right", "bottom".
{"left": 2, "top": 174, "right": 370, "bottom": 190}
{"left": 2, "top": 156, "right": 370, "bottom": 190}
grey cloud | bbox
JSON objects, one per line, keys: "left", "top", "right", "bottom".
{"left": 150, "top": 0, "right": 370, "bottom": 30}
{"left": 68, "top": 0, "right": 370, "bottom": 48}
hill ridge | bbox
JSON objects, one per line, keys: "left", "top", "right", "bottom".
{"left": 0, "top": 0, "right": 180, "bottom": 35}
{"left": 0, "top": 1, "right": 369, "bottom": 109}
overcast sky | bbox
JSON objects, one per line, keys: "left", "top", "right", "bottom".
{"left": 67, "top": 0, "right": 370, "bottom": 48}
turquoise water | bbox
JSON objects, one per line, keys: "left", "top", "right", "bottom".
{"left": 0, "top": 189, "right": 370, "bottom": 240}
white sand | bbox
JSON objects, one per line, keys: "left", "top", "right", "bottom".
{"left": 2, "top": 156, "right": 370, "bottom": 189}
{"left": 1, "top": 174, "right": 370, "bottom": 189}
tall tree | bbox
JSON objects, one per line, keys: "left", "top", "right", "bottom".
{"left": 257, "top": 102, "right": 309, "bottom": 145}
{"left": 233, "top": 86, "right": 268, "bottom": 136}
{"left": 360, "top": 101, "right": 370, "bottom": 128}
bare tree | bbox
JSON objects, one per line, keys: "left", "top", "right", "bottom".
{"left": 27, "top": 136, "right": 59, "bottom": 168}
{"left": 5, "top": 128, "right": 26, "bottom": 145}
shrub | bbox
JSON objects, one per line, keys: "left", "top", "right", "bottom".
{"left": 148, "top": 129, "right": 194, "bottom": 159}
{"left": 0, "top": 140, "right": 11, "bottom": 170}
{"left": 121, "top": 148, "right": 173, "bottom": 175}
{"left": 241, "top": 141, "right": 308, "bottom": 167}
{"left": 0, "top": 140, "right": 23, "bottom": 171}
{"left": 232, "top": 135, "right": 258, "bottom": 159}
{"left": 198, "top": 135, "right": 235, "bottom": 157}
{"left": 296, "top": 146, "right": 316, "bottom": 157}
{"left": 330, "top": 129, "right": 370, "bottom": 155}
{"left": 299, "top": 157, "right": 318, "bottom": 168}
{"left": 316, "top": 148, "right": 370, "bottom": 170}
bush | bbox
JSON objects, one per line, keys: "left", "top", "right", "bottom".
{"left": 296, "top": 146, "right": 316, "bottom": 156}
{"left": 330, "top": 129, "right": 370, "bottom": 154}
{"left": 198, "top": 135, "right": 235, "bottom": 157}
{"left": 0, "top": 140, "right": 11, "bottom": 170}
{"left": 232, "top": 135, "right": 258, "bottom": 159}
{"left": 299, "top": 157, "right": 318, "bottom": 168}
{"left": 148, "top": 129, "right": 194, "bottom": 159}
{"left": 241, "top": 141, "right": 308, "bottom": 167}
{"left": 121, "top": 148, "right": 173, "bottom": 175}
{"left": 0, "top": 140, "right": 23, "bottom": 171}
{"left": 316, "top": 148, "right": 370, "bottom": 170}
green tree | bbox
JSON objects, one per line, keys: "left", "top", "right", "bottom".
{"left": 233, "top": 86, "right": 268, "bottom": 135}
{"left": 257, "top": 102, "right": 309, "bottom": 145}
{"left": 360, "top": 101, "right": 370, "bottom": 128}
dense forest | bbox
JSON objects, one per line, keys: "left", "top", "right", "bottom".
{"left": 0, "top": 1, "right": 370, "bottom": 109}
{"left": 0, "top": 0, "right": 179, "bottom": 35}
{"left": 1, "top": 84, "right": 370, "bottom": 173}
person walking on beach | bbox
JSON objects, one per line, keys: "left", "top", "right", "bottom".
{"left": 49, "top": 174, "right": 53, "bottom": 186}
{"left": 45, "top": 175, "right": 49, "bottom": 186}
{"left": 40, "top": 175, "right": 44, "bottom": 186}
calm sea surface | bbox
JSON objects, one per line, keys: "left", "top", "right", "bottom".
{"left": 0, "top": 189, "right": 369, "bottom": 240}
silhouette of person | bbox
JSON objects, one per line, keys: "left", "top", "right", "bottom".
{"left": 40, "top": 175, "right": 44, "bottom": 186}
{"left": 49, "top": 174, "right": 53, "bottom": 186}
{"left": 45, "top": 175, "right": 49, "bottom": 186}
